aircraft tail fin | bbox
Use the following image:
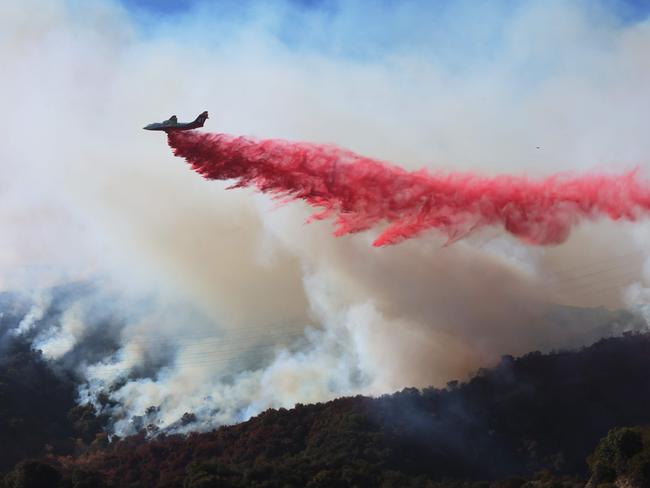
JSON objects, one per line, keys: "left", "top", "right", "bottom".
{"left": 195, "top": 111, "right": 209, "bottom": 127}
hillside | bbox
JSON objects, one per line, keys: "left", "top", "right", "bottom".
{"left": 2, "top": 331, "right": 644, "bottom": 487}
{"left": 0, "top": 335, "right": 106, "bottom": 474}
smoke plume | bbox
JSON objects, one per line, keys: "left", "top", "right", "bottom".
{"left": 170, "top": 131, "right": 650, "bottom": 246}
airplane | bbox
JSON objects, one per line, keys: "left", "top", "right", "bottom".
{"left": 143, "top": 111, "right": 208, "bottom": 131}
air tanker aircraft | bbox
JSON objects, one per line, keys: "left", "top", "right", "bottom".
{"left": 143, "top": 111, "right": 208, "bottom": 131}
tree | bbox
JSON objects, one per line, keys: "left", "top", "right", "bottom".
{"left": 2, "top": 461, "right": 61, "bottom": 488}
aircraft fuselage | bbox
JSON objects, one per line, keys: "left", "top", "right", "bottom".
{"left": 143, "top": 111, "right": 208, "bottom": 132}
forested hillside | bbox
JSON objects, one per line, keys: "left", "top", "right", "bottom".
{"left": 3, "top": 332, "right": 650, "bottom": 487}
{"left": 0, "top": 334, "right": 105, "bottom": 474}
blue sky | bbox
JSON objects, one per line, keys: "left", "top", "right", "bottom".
{"left": 610, "top": 0, "right": 650, "bottom": 21}
{"left": 119, "top": 0, "right": 650, "bottom": 22}
{"left": 113, "top": 0, "right": 650, "bottom": 76}
{"left": 116, "top": 0, "right": 650, "bottom": 57}
{"left": 120, "top": 0, "right": 331, "bottom": 16}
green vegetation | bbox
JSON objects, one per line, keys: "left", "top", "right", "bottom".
{"left": 587, "top": 426, "right": 650, "bottom": 487}
{"left": 0, "top": 336, "right": 104, "bottom": 473}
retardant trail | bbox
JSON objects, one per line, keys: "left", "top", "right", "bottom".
{"left": 168, "top": 131, "right": 650, "bottom": 246}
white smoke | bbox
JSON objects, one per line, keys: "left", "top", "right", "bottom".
{"left": 1, "top": 0, "right": 649, "bottom": 435}
{"left": 34, "top": 300, "right": 84, "bottom": 358}
{"left": 13, "top": 290, "right": 51, "bottom": 336}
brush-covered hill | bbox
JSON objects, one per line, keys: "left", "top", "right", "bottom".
{"left": 0, "top": 335, "right": 106, "bottom": 475}
{"left": 2, "top": 330, "right": 645, "bottom": 488}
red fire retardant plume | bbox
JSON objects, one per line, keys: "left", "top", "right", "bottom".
{"left": 168, "top": 131, "right": 650, "bottom": 246}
